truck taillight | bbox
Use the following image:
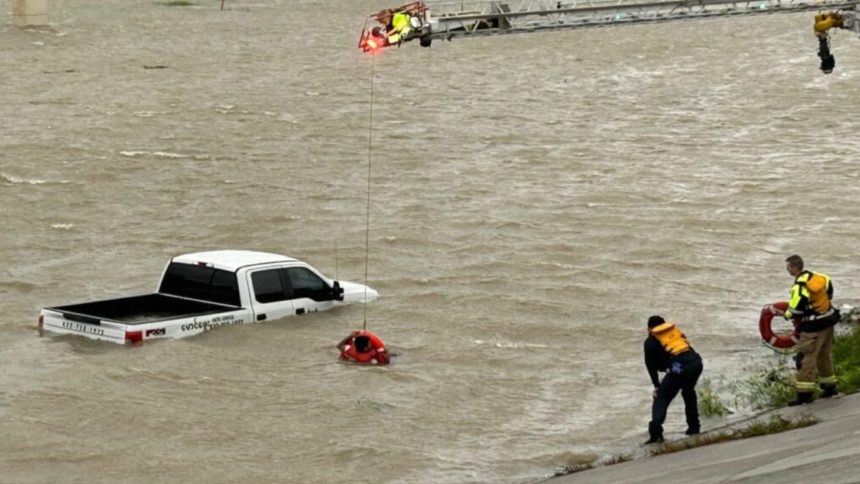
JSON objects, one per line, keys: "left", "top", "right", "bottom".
{"left": 37, "top": 314, "right": 44, "bottom": 334}
{"left": 125, "top": 330, "right": 143, "bottom": 344}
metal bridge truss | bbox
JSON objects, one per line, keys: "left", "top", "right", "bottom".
{"left": 420, "top": 0, "right": 860, "bottom": 40}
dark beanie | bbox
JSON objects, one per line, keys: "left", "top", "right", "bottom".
{"left": 647, "top": 315, "right": 665, "bottom": 328}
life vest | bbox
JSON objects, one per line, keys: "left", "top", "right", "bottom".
{"left": 783, "top": 271, "right": 833, "bottom": 319}
{"left": 340, "top": 330, "right": 389, "bottom": 365}
{"left": 800, "top": 271, "right": 833, "bottom": 314}
{"left": 649, "top": 322, "right": 691, "bottom": 356}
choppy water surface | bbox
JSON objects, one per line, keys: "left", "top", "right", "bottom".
{"left": 2, "top": 1, "right": 859, "bottom": 482}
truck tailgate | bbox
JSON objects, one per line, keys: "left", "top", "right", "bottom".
{"left": 41, "top": 309, "right": 127, "bottom": 344}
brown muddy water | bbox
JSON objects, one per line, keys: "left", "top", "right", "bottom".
{"left": 1, "top": 1, "right": 859, "bottom": 482}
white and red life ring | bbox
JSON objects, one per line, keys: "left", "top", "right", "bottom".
{"left": 759, "top": 301, "right": 799, "bottom": 349}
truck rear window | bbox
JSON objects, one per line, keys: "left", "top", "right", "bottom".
{"left": 159, "top": 263, "right": 240, "bottom": 307}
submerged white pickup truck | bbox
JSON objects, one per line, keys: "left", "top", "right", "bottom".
{"left": 38, "top": 250, "right": 378, "bottom": 344}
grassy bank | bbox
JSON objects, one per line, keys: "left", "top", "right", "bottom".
{"left": 699, "top": 311, "right": 860, "bottom": 416}
{"left": 833, "top": 317, "right": 860, "bottom": 393}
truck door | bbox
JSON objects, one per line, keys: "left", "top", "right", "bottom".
{"left": 284, "top": 266, "right": 336, "bottom": 315}
{"left": 246, "top": 268, "right": 295, "bottom": 323}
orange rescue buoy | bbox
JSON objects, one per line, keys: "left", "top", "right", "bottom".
{"left": 759, "top": 301, "right": 799, "bottom": 349}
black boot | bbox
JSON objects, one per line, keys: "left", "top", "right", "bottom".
{"left": 820, "top": 384, "right": 838, "bottom": 398}
{"left": 787, "top": 392, "right": 814, "bottom": 406}
{"left": 685, "top": 427, "right": 700, "bottom": 435}
{"left": 643, "top": 435, "right": 664, "bottom": 445}
{"left": 644, "top": 421, "right": 664, "bottom": 444}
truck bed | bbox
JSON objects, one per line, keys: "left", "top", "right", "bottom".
{"left": 46, "top": 293, "right": 241, "bottom": 325}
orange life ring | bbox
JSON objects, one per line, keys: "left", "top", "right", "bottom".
{"left": 759, "top": 301, "right": 799, "bottom": 349}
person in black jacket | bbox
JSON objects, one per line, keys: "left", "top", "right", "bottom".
{"left": 644, "top": 315, "right": 704, "bottom": 444}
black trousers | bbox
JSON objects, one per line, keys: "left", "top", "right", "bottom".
{"left": 649, "top": 355, "right": 703, "bottom": 438}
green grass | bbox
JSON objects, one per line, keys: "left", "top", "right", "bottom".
{"left": 160, "top": 0, "right": 195, "bottom": 6}
{"left": 833, "top": 321, "right": 860, "bottom": 394}
{"left": 737, "top": 414, "right": 816, "bottom": 437}
{"left": 698, "top": 378, "right": 731, "bottom": 417}
{"left": 726, "top": 359, "right": 796, "bottom": 409}
{"left": 700, "top": 319, "right": 859, "bottom": 415}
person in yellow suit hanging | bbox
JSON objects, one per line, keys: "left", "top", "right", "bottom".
{"left": 813, "top": 12, "right": 841, "bottom": 74}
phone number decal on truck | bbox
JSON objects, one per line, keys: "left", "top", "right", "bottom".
{"left": 61, "top": 320, "right": 105, "bottom": 336}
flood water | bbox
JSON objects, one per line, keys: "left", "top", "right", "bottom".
{"left": 2, "top": 1, "right": 859, "bottom": 482}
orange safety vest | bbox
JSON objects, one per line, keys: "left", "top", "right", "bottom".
{"left": 786, "top": 271, "right": 834, "bottom": 319}
{"left": 802, "top": 272, "right": 833, "bottom": 314}
{"left": 650, "top": 322, "right": 691, "bottom": 356}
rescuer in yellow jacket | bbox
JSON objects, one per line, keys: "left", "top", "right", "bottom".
{"left": 814, "top": 12, "right": 840, "bottom": 73}
{"left": 643, "top": 315, "right": 703, "bottom": 444}
{"left": 378, "top": 10, "right": 412, "bottom": 45}
{"left": 775, "top": 255, "right": 841, "bottom": 405}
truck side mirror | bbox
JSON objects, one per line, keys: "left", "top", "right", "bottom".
{"left": 332, "top": 281, "right": 344, "bottom": 301}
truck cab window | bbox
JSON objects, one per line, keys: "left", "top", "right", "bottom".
{"left": 160, "top": 263, "right": 240, "bottom": 306}
{"left": 286, "top": 267, "right": 329, "bottom": 301}
{"left": 211, "top": 270, "right": 240, "bottom": 306}
{"left": 252, "top": 269, "right": 287, "bottom": 303}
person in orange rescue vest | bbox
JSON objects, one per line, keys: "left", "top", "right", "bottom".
{"left": 337, "top": 330, "right": 390, "bottom": 365}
